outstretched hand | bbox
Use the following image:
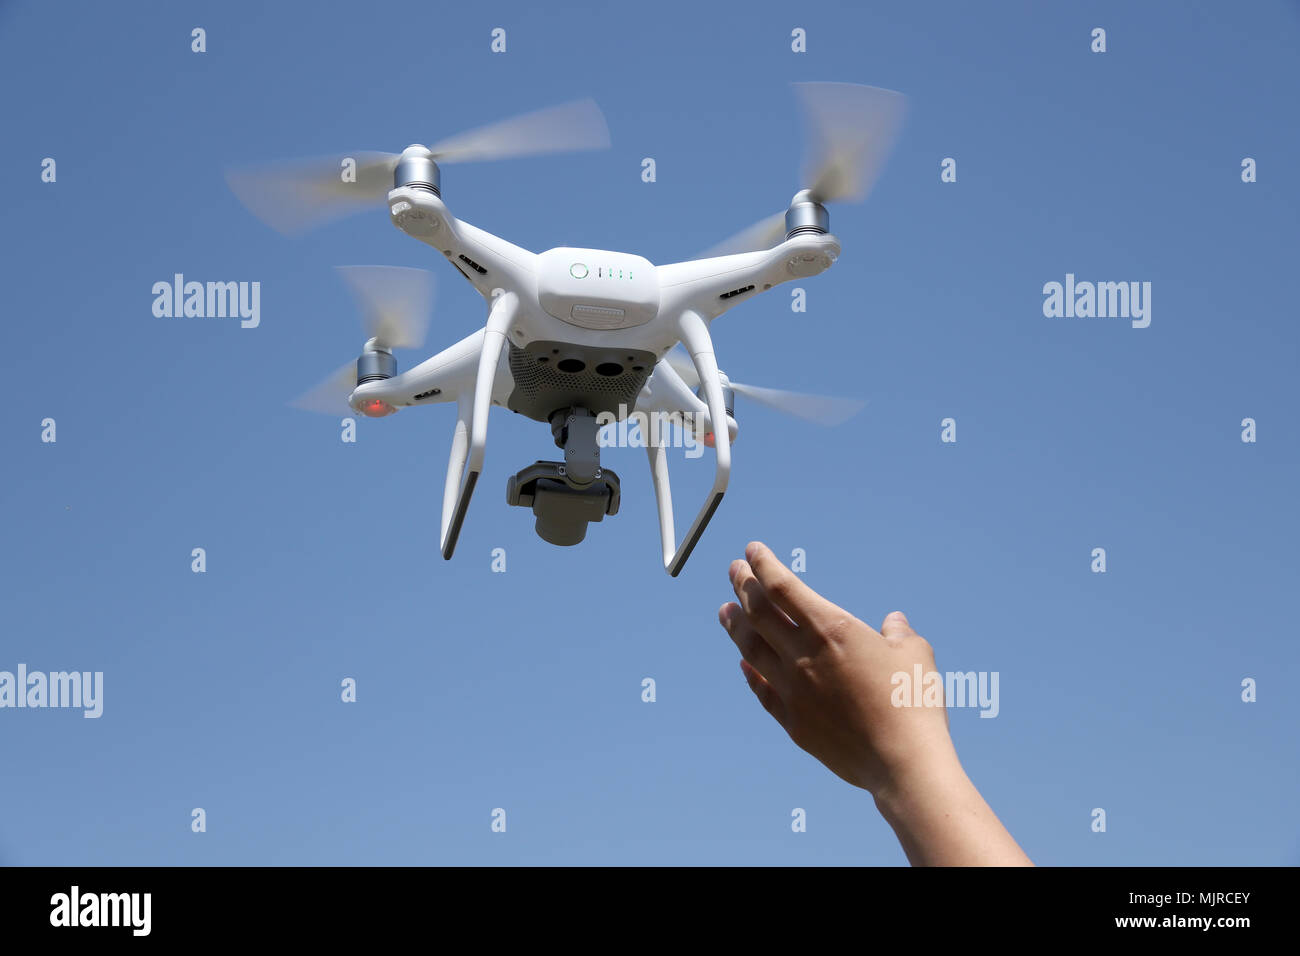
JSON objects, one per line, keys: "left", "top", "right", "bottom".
{"left": 718, "top": 541, "right": 1032, "bottom": 866}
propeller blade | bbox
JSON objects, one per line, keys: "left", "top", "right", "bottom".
{"left": 290, "top": 360, "right": 357, "bottom": 415}
{"left": 693, "top": 211, "right": 787, "bottom": 260}
{"left": 291, "top": 266, "right": 435, "bottom": 414}
{"left": 664, "top": 347, "right": 864, "bottom": 427}
{"left": 225, "top": 152, "right": 399, "bottom": 235}
{"left": 795, "top": 82, "right": 905, "bottom": 204}
{"left": 429, "top": 98, "right": 610, "bottom": 164}
{"left": 728, "top": 380, "right": 866, "bottom": 427}
{"left": 691, "top": 83, "right": 904, "bottom": 257}
{"left": 227, "top": 98, "right": 608, "bottom": 234}
{"left": 336, "top": 265, "right": 435, "bottom": 349}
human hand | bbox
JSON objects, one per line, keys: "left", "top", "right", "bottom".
{"left": 718, "top": 541, "right": 957, "bottom": 797}
{"left": 718, "top": 541, "right": 1032, "bottom": 865}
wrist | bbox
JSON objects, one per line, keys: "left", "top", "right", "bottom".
{"left": 872, "top": 746, "right": 968, "bottom": 824}
{"left": 871, "top": 748, "right": 1032, "bottom": 866}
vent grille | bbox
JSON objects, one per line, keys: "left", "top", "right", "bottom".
{"left": 458, "top": 254, "right": 487, "bottom": 275}
{"left": 572, "top": 304, "right": 625, "bottom": 319}
{"left": 506, "top": 341, "right": 655, "bottom": 422}
{"left": 720, "top": 284, "right": 755, "bottom": 300}
{"left": 510, "top": 352, "right": 642, "bottom": 399}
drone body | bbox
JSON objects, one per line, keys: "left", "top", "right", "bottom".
{"left": 229, "top": 85, "right": 903, "bottom": 574}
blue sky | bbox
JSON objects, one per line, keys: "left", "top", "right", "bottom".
{"left": 1, "top": 0, "right": 1296, "bottom": 865}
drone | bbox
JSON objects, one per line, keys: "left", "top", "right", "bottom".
{"left": 227, "top": 84, "right": 904, "bottom": 575}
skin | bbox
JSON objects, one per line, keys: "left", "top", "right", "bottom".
{"left": 719, "top": 541, "right": 1033, "bottom": 866}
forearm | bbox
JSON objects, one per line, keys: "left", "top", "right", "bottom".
{"left": 873, "top": 752, "right": 1034, "bottom": 867}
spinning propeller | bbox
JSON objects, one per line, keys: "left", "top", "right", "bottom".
{"left": 663, "top": 346, "right": 865, "bottom": 428}
{"left": 291, "top": 266, "right": 435, "bottom": 415}
{"left": 698, "top": 82, "right": 905, "bottom": 259}
{"left": 227, "top": 98, "right": 610, "bottom": 234}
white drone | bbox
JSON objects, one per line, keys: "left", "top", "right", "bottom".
{"left": 228, "top": 83, "right": 904, "bottom": 575}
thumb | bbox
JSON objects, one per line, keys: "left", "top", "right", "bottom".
{"left": 880, "top": 610, "right": 914, "bottom": 640}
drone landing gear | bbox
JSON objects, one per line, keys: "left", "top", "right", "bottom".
{"left": 506, "top": 407, "right": 620, "bottom": 546}
{"left": 440, "top": 292, "right": 518, "bottom": 560}
{"left": 647, "top": 310, "right": 733, "bottom": 577}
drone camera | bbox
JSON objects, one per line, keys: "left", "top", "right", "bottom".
{"left": 506, "top": 461, "right": 621, "bottom": 546}
{"left": 504, "top": 406, "right": 620, "bottom": 544}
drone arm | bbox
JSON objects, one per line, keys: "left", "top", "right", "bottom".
{"left": 389, "top": 187, "right": 537, "bottom": 303}
{"left": 646, "top": 310, "right": 731, "bottom": 577}
{"left": 656, "top": 233, "right": 841, "bottom": 321}
{"left": 439, "top": 290, "right": 519, "bottom": 559}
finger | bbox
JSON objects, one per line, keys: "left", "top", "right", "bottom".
{"left": 879, "top": 611, "right": 942, "bottom": 724}
{"left": 880, "top": 610, "right": 915, "bottom": 641}
{"left": 744, "top": 541, "right": 842, "bottom": 631}
{"left": 719, "top": 603, "right": 786, "bottom": 693}
{"left": 730, "top": 559, "right": 801, "bottom": 657}
{"left": 740, "top": 659, "right": 788, "bottom": 727}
